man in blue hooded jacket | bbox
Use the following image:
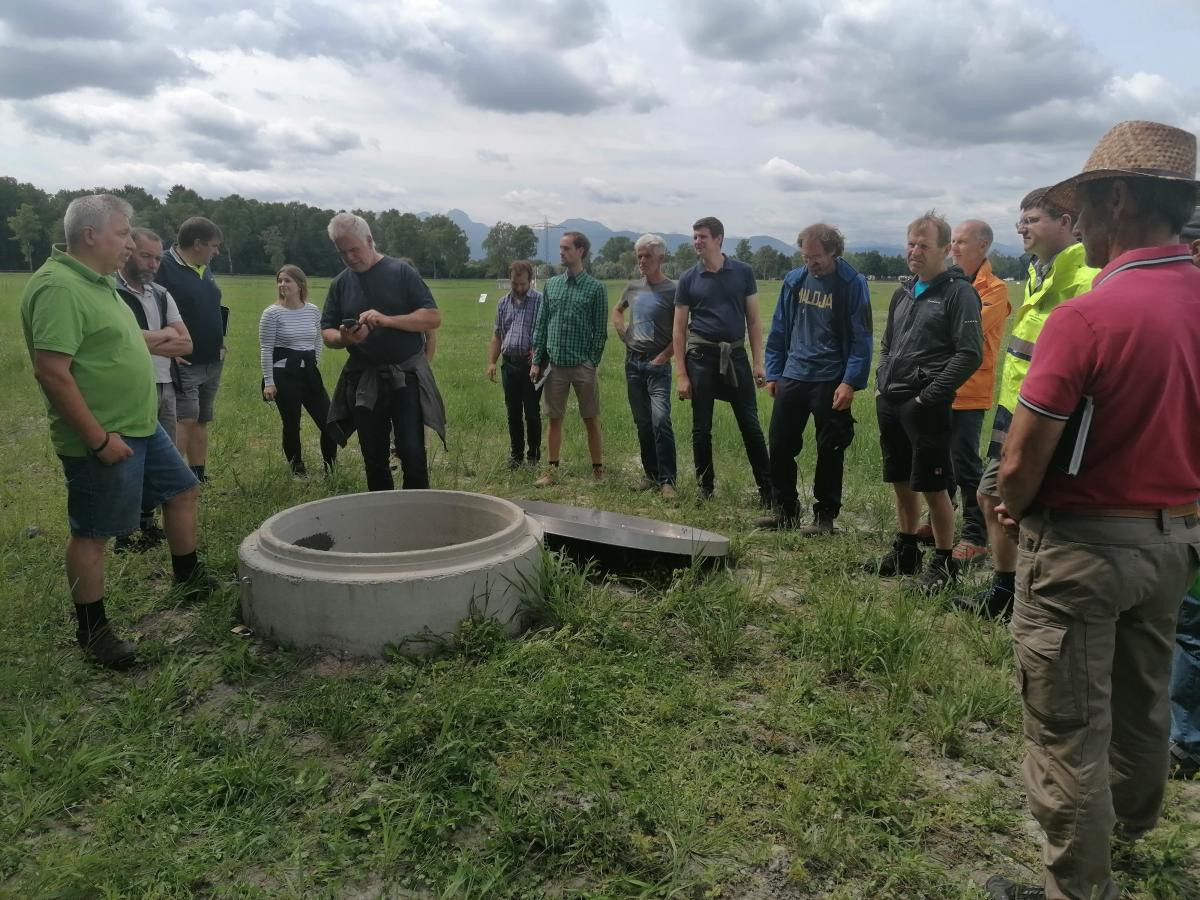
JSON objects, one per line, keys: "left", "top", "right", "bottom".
{"left": 757, "top": 224, "right": 872, "bottom": 532}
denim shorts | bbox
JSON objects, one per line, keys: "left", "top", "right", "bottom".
{"left": 59, "top": 424, "right": 199, "bottom": 538}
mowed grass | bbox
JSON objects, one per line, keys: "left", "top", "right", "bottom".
{"left": 1, "top": 272, "right": 1198, "bottom": 898}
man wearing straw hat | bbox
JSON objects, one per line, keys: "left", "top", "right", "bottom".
{"left": 986, "top": 121, "right": 1200, "bottom": 900}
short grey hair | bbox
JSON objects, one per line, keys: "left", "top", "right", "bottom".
{"left": 327, "top": 211, "right": 372, "bottom": 243}
{"left": 634, "top": 233, "right": 667, "bottom": 257}
{"left": 64, "top": 194, "right": 133, "bottom": 249}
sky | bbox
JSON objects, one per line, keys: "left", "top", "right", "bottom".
{"left": 1, "top": 0, "right": 1197, "bottom": 246}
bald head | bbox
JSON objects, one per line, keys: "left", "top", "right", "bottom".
{"left": 950, "top": 219, "right": 993, "bottom": 278}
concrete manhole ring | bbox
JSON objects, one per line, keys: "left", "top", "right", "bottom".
{"left": 238, "top": 490, "right": 544, "bottom": 656}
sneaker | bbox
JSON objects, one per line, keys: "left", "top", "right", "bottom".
{"left": 507, "top": 456, "right": 522, "bottom": 471}
{"left": 77, "top": 624, "right": 137, "bottom": 669}
{"left": 952, "top": 540, "right": 988, "bottom": 567}
{"left": 753, "top": 512, "right": 796, "bottom": 530}
{"left": 863, "top": 537, "right": 922, "bottom": 576}
{"left": 171, "top": 563, "right": 220, "bottom": 604}
{"left": 660, "top": 483, "right": 678, "bottom": 500}
{"left": 984, "top": 875, "right": 1044, "bottom": 899}
{"left": 951, "top": 583, "right": 1014, "bottom": 619}
{"left": 914, "top": 522, "right": 935, "bottom": 545}
{"left": 799, "top": 515, "right": 838, "bottom": 536}
{"left": 633, "top": 476, "right": 657, "bottom": 492}
{"left": 138, "top": 523, "right": 167, "bottom": 550}
{"left": 535, "top": 467, "right": 557, "bottom": 488}
{"left": 909, "top": 554, "right": 960, "bottom": 595}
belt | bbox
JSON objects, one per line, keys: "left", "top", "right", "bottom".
{"left": 1048, "top": 502, "right": 1199, "bottom": 519}
{"left": 502, "top": 353, "right": 531, "bottom": 363}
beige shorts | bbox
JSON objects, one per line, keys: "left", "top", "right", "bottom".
{"left": 541, "top": 362, "right": 600, "bottom": 419}
{"left": 978, "top": 456, "right": 1001, "bottom": 498}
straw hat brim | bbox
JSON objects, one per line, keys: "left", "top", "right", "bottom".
{"left": 1047, "top": 168, "right": 1199, "bottom": 213}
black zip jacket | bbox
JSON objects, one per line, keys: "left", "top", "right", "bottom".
{"left": 875, "top": 266, "right": 983, "bottom": 406}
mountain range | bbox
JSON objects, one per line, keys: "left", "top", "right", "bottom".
{"left": 427, "top": 209, "right": 1022, "bottom": 260}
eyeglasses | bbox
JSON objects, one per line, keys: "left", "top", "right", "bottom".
{"left": 1015, "top": 215, "right": 1044, "bottom": 229}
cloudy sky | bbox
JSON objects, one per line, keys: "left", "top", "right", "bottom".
{"left": 2, "top": 0, "right": 1197, "bottom": 246}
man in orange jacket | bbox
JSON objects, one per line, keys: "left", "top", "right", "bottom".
{"left": 946, "top": 219, "right": 1010, "bottom": 563}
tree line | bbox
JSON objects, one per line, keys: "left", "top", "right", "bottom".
{"left": 2, "top": 176, "right": 1027, "bottom": 281}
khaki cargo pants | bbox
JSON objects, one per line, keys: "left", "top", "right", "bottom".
{"left": 1012, "top": 508, "right": 1200, "bottom": 900}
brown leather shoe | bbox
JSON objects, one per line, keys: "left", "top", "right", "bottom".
{"left": 660, "top": 484, "right": 678, "bottom": 500}
{"left": 534, "top": 467, "right": 557, "bottom": 487}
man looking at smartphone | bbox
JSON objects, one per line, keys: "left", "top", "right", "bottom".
{"left": 321, "top": 212, "right": 445, "bottom": 491}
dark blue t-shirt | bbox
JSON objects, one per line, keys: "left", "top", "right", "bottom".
{"left": 321, "top": 256, "right": 436, "bottom": 365}
{"left": 675, "top": 255, "right": 758, "bottom": 343}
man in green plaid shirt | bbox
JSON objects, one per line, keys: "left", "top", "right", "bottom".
{"left": 530, "top": 231, "right": 609, "bottom": 485}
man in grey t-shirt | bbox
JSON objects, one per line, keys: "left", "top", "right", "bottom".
{"left": 611, "top": 234, "right": 677, "bottom": 496}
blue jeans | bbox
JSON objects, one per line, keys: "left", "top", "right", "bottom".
{"left": 59, "top": 424, "right": 198, "bottom": 538}
{"left": 1170, "top": 588, "right": 1200, "bottom": 761}
{"left": 625, "top": 353, "right": 676, "bottom": 485}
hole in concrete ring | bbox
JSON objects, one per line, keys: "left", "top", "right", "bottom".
{"left": 238, "top": 490, "right": 544, "bottom": 656}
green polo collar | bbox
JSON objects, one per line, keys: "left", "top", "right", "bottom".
{"left": 49, "top": 245, "right": 113, "bottom": 285}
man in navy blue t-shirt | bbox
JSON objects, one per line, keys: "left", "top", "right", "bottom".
{"left": 758, "top": 223, "right": 872, "bottom": 533}
{"left": 672, "top": 216, "right": 771, "bottom": 503}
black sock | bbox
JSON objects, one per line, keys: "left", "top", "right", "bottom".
{"left": 172, "top": 551, "right": 198, "bottom": 582}
{"left": 592, "top": 462, "right": 603, "bottom": 470}
{"left": 934, "top": 548, "right": 952, "bottom": 561}
{"left": 75, "top": 598, "right": 107, "bottom": 633}
{"left": 548, "top": 460, "right": 560, "bottom": 468}
{"left": 993, "top": 571, "right": 1016, "bottom": 595}
{"left": 190, "top": 464, "right": 206, "bottom": 481}
{"left": 897, "top": 532, "right": 919, "bottom": 545}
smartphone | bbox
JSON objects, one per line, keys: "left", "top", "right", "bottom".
{"left": 341, "top": 317, "right": 360, "bottom": 329}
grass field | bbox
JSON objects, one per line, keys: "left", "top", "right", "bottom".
{"left": 1, "top": 272, "right": 1197, "bottom": 898}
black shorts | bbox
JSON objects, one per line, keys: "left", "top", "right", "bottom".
{"left": 877, "top": 394, "right": 953, "bottom": 492}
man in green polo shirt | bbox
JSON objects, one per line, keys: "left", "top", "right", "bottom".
{"left": 21, "top": 194, "right": 215, "bottom": 669}
{"left": 530, "top": 231, "right": 609, "bottom": 486}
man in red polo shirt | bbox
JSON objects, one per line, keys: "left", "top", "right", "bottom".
{"left": 985, "top": 121, "right": 1200, "bottom": 900}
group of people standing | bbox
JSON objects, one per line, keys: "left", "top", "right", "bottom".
{"left": 16, "top": 119, "right": 1200, "bottom": 900}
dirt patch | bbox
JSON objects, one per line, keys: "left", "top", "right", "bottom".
{"left": 294, "top": 531, "right": 335, "bottom": 551}
{"left": 134, "top": 607, "right": 198, "bottom": 644}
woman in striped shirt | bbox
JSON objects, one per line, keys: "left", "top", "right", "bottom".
{"left": 259, "top": 265, "right": 337, "bottom": 475}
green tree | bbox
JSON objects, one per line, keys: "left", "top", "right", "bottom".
{"left": 672, "top": 243, "right": 697, "bottom": 273}
{"left": 419, "top": 214, "right": 470, "bottom": 278}
{"left": 597, "top": 235, "right": 634, "bottom": 265}
{"left": 734, "top": 238, "right": 753, "bottom": 264}
{"left": 7, "top": 203, "right": 42, "bottom": 271}
{"left": 261, "top": 225, "right": 286, "bottom": 271}
{"left": 482, "top": 221, "right": 538, "bottom": 276}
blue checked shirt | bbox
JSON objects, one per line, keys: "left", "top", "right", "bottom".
{"left": 493, "top": 288, "right": 542, "bottom": 359}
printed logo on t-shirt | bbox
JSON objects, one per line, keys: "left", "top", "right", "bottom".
{"left": 796, "top": 285, "right": 832, "bottom": 310}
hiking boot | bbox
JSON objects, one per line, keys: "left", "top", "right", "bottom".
{"left": 507, "top": 456, "right": 522, "bottom": 470}
{"left": 633, "top": 476, "right": 657, "bottom": 492}
{"left": 914, "top": 522, "right": 935, "bottom": 545}
{"left": 171, "top": 562, "right": 220, "bottom": 604}
{"left": 1169, "top": 742, "right": 1200, "bottom": 780}
{"left": 799, "top": 514, "right": 838, "bottom": 536}
{"left": 138, "top": 523, "right": 167, "bottom": 550}
{"left": 753, "top": 512, "right": 796, "bottom": 530}
{"left": 952, "top": 540, "right": 988, "bottom": 567}
{"left": 863, "top": 537, "right": 922, "bottom": 576}
{"left": 113, "top": 533, "right": 139, "bottom": 554}
{"left": 660, "top": 483, "right": 678, "bottom": 500}
{"left": 984, "top": 875, "right": 1044, "bottom": 899}
{"left": 909, "top": 554, "right": 960, "bottom": 595}
{"left": 77, "top": 624, "right": 137, "bottom": 669}
{"left": 952, "top": 583, "right": 1014, "bottom": 619}
{"left": 534, "top": 467, "right": 557, "bottom": 488}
